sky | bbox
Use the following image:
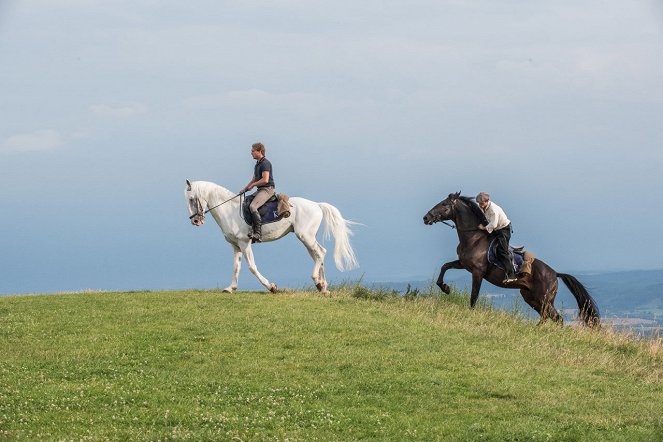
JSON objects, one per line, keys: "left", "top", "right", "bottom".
{"left": 1, "top": 0, "right": 662, "bottom": 295}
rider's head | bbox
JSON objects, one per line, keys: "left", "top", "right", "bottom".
{"left": 251, "top": 142, "right": 265, "bottom": 156}
{"left": 476, "top": 192, "right": 490, "bottom": 209}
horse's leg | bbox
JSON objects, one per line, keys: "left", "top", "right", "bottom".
{"left": 296, "top": 232, "right": 328, "bottom": 293}
{"left": 525, "top": 273, "right": 562, "bottom": 324}
{"left": 223, "top": 243, "right": 242, "bottom": 293}
{"left": 240, "top": 241, "right": 277, "bottom": 293}
{"left": 469, "top": 271, "right": 484, "bottom": 308}
{"left": 318, "top": 261, "right": 327, "bottom": 292}
{"left": 519, "top": 288, "right": 543, "bottom": 321}
{"left": 437, "top": 260, "right": 463, "bottom": 294}
{"left": 520, "top": 287, "right": 562, "bottom": 324}
{"left": 542, "top": 278, "right": 562, "bottom": 323}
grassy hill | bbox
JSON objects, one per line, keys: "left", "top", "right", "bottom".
{"left": 1, "top": 287, "right": 662, "bottom": 441}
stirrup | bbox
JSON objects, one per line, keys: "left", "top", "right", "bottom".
{"left": 249, "top": 230, "right": 262, "bottom": 243}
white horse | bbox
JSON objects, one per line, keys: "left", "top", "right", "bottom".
{"left": 184, "top": 180, "right": 358, "bottom": 293}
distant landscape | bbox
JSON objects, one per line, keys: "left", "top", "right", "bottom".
{"left": 370, "top": 269, "right": 663, "bottom": 335}
{"left": 2, "top": 269, "right": 660, "bottom": 336}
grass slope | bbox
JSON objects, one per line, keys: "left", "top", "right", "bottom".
{"left": 1, "top": 288, "right": 662, "bottom": 441}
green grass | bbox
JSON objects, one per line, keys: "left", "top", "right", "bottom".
{"left": 1, "top": 287, "right": 662, "bottom": 441}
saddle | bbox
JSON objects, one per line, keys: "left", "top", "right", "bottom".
{"left": 487, "top": 239, "right": 535, "bottom": 275}
{"left": 242, "top": 193, "right": 291, "bottom": 226}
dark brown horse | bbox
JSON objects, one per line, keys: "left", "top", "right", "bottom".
{"left": 423, "top": 192, "right": 600, "bottom": 326}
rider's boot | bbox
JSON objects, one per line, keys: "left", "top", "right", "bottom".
{"left": 501, "top": 258, "right": 518, "bottom": 284}
{"left": 250, "top": 212, "right": 262, "bottom": 243}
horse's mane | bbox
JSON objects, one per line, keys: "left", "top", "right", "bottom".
{"left": 458, "top": 195, "right": 488, "bottom": 225}
{"left": 190, "top": 180, "right": 235, "bottom": 203}
{"left": 193, "top": 180, "right": 231, "bottom": 195}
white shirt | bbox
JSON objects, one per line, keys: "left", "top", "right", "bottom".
{"left": 481, "top": 201, "right": 510, "bottom": 233}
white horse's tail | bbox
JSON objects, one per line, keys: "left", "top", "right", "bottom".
{"left": 318, "top": 203, "right": 359, "bottom": 271}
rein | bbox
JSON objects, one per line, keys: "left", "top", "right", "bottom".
{"left": 440, "top": 220, "right": 481, "bottom": 232}
{"left": 189, "top": 191, "right": 245, "bottom": 220}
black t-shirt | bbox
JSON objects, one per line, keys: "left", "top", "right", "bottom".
{"left": 254, "top": 157, "right": 275, "bottom": 188}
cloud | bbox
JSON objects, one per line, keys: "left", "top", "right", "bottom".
{"left": 184, "top": 89, "right": 347, "bottom": 116}
{"left": 0, "top": 129, "right": 65, "bottom": 153}
{"left": 89, "top": 102, "right": 147, "bottom": 118}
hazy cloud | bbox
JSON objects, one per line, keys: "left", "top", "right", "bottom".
{"left": 0, "top": 129, "right": 65, "bottom": 153}
{"left": 89, "top": 102, "right": 147, "bottom": 118}
{"left": 184, "top": 89, "right": 340, "bottom": 114}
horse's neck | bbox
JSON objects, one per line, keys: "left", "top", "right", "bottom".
{"left": 198, "top": 182, "right": 235, "bottom": 206}
{"left": 455, "top": 205, "right": 479, "bottom": 231}
{"left": 455, "top": 206, "right": 487, "bottom": 248}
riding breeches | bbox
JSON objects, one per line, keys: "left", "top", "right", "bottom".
{"left": 249, "top": 186, "right": 275, "bottom": 216}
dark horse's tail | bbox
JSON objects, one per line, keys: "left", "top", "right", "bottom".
{"left": 557, "top": 273, "right": 600, "bottom": 327}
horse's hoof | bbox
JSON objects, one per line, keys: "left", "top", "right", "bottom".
{"left": 442, "top": 284, "right": 451, "bottom": 294}
{"left": 222, "top": 287, "right": 234, "bottom": 293}
{"left": 315, "top": 282, "right": 325, "bottom": 292}
{"left": 269, "top": 283, "right": 278, "bottom": 293}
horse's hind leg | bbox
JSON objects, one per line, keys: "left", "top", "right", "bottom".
{"left": 297, "top": 232, "right": 328, "bottom": 292}
{"left": 519, "top": 289, "right": 545, "bottom": 322}
{"left": 542, "top": 278, "right": 562, "bottom": 323}
{"left": 521, "top": 283, "right": 562, "bottom": 324}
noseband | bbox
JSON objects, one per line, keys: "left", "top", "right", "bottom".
{"left": 433, "top": 199, "right": 480, "bottom": 232}
{"left": 188, "top": 192, "right": 245, "bottom": 221}
{"left": 440, "top": 200, "right": 458, "bottom": 229}
{"left": 425, "top": 198, "right": 456, "bottom": 227}
{"left": 189, "top": 197, "right": 205, "bottom": 220}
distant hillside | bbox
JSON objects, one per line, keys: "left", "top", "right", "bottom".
{"left": 576, "top": 270, "right": 663, "bottom": 311}
{"left": 370, "top": 269, "right": 663, "bottom": 328}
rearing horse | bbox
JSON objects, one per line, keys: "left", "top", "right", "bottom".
{"left": 185, "top": 180, "right": 358, "bottom": 293}
{"left": 423, "top": 192, "right": 599, "bottom": 326}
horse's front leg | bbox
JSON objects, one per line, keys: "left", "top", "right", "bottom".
{"left": 223, "top": 243, "right": 242, "bottom": 293}
{"left": 469, "top": 272, "right": 484, "bottom": 308}
{"left": 240, "top": 241, "right": 278, "bottom": 293}
{"left": 437, "top": 260, "right": 463, "bottom": 294}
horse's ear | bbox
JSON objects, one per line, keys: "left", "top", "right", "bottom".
{"left": 186, "top": 179, "right": 192, "bottom": 191}
{"left": 451, "top": 191, "right": 460, "bottom": 199}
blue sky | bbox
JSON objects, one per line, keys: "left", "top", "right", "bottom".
{"left": 1, "top": 1, "right": 662, "bottom": 294}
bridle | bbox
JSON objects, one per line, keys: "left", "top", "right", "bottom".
{"left": 189, "top": 192, "right": 245, "bottom": 221}
{"left": 432, "top": 198, "right": 481, "bottom": 232}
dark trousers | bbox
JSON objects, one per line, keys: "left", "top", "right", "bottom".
{"left": 493, "top": 224, "right": 515, "bottom": 278}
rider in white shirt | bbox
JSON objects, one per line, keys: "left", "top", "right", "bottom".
{"left": 476, "top": 192, "right": 518, "bottom": 284}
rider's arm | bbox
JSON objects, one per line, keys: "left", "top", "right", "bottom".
{"left": 254, "top": 171, "right": 270, "bottom": 187}
{"left": 242, "top": 171, "right": 270, "bottom": 192}
{"left": 482, "top": 206, "right": 498, "bottom": 233}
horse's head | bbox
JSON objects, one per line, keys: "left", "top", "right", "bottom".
{"left": 185, "top": 179, "right": 207, "bottom": 226}
{"left": 423, "top": 192, "right": 461, "bottom": 225}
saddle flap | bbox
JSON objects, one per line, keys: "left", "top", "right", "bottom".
{"left": 242, "top": 193, "right": 290, "bottom": 226}
{"left": 487, "top": 239, "right": 527, "bottom": 274}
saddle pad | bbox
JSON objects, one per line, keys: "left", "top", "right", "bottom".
{"left": 242, "top": 194, "right": 284, "bottom": 226}
{"left": 487, "top": 238, "right": 525, "bottom": 273}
